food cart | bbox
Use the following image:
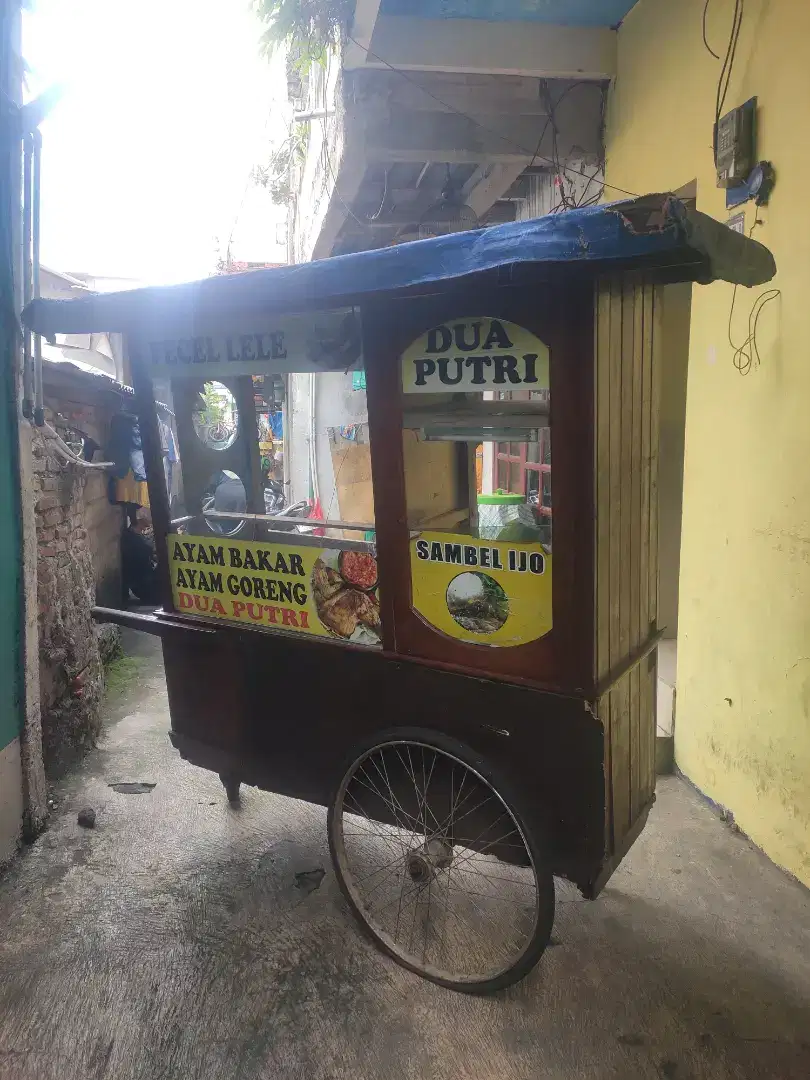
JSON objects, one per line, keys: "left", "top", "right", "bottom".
{"left": 24, "top": 194, "right": 775, "bottom": 993}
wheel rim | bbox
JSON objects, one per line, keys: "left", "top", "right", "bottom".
{"left": 332, "top": 740, "right": 541, "bottom": 986}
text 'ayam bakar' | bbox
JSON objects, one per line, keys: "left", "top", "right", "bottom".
{"left": 172, "top": 540, "right": 311, "bottom": 629}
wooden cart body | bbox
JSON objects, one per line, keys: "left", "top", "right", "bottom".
{"left": 25, "top": 195, "right": 776, "bottom": 897}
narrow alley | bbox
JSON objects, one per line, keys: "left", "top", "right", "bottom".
{"left": 0, "top": 631, "right": 808, "bottom": 1080}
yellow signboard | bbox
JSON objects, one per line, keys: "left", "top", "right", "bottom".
{"left": 169, "top": 535, "right": 381, "bottom": 647}
{"left": 402, "top": 316, "right": 549, "bottom": 394}
{"left": 410, "top": 532, "right": 552, "bottom": 647}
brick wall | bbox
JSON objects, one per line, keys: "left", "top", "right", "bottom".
{"left": 33, "top": 365, "right": 126, "bottom": 771}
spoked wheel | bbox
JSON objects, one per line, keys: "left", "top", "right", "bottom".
{"left": 328, "top": 730, "right": 554, "bottom": 993}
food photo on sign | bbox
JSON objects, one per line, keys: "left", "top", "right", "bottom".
{"left": 311, "top": 549, "right": 381, "bottom": 645}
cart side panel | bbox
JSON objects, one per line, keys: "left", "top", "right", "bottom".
{"left": 594, "top": 276, "right": 663, "bottom": 858}
{"left": 162, "top": 630, "right": 254, "bottom": 758}
{"left": 161, "top": 623, "right": 608, "bottom": 890}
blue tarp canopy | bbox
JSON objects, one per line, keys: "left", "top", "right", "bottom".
{"left": 23, "top": 194, "right": 776, "bottom": 338}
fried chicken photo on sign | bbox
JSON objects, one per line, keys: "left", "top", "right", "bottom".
{"left": 318, "top": 589, "right": 363, "bottom": 638}
{"left": 312, "top": 560, "right": 344, "bottom": 603}
{"left": 317, "top": 588, "right": 381, "bottom": 639}
{"left": 353, "top": 591, "right": 381, "bottom": 635}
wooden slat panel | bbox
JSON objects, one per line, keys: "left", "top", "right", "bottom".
{"left": 646, "top": 283, "right": 665, "bottom": 792}
{"left": 608, "top": 279, "right": 630, "bottom": 842}
{"left": 631, "top": 283, "right": 645, "bottom": 655}
{"left": 608, "top": 278, "right": 623, "bottom": 676}
{"left": 601, "top": 691, "right": 613, "bottom": 851}
{"left": 595, "top": 275, "right": 667, "bottom": 849}
{"left": 639, "top": 285, "right": 653, "bottom": 668}
{"left": 626, "top": 282, "right": 639, "bottom": 660}
{"left": 628, "top": 664, "right": 641, "bottom": 819}
{"left": 594, "top": 280, "right": 613, "bottom": 850}
{"left": 614, "top": 283, "right": 636, "bottom": 836}
{"left": 638, "top": 281, "right": 655, "bottom": 807}
{"left": 594, "top": 282, "right": 612, "bottom": 681}
{"left": 649, "top": 284, "right": 663, "bottom": 627}
{"left": 629, "top": 282, "right": 645, "bottom": 819}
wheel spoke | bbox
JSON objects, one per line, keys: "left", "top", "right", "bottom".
{"left": 332, "top": 738, "right": 548, "bottom": 989}
{"left": 352, "top": 768, "right": 422, "bottom": 835}
{"left": 343, "top": 792, "right": 410, "bottom": 854}
{"left": 367, "top": 752, "right": 420, "bottom": 835}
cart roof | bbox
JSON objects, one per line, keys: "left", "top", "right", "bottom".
{"left": 24, "top": 194, "right": 775, "bottom": 338}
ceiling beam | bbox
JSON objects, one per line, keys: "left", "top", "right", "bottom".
{"left": 365, "top": 16, "right": 616, "bottom": 80}
{"left": 462, "top": 162, "right": 531, "bottom": 218}
{"left": 358, "top": 70, "right": 552, "bottom": 114}
{"left": 343, "top": 0, "right": 383, "bottom": 70}
{"left": 363, "top": 105, "right": 601, "bottom": 165}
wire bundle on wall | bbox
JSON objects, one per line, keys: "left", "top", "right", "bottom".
{"left": 727, "top": 220, "right": 780, "bottom": 376}
{"left": 728, "top": 286, "right": 780, "bottom": 376}
{"left": 702, "top": 0, "right": 721, "bottom": 59}
{"left": 531, "top": 80, "right": 607, "bottom": 212}
{"left": 708, "top": 0, "right": 745, "bottom": 164}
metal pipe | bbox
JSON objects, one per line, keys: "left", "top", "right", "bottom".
{"left": 43, "top": 423, "right": 114, "bottom": 470}
{"left": 21, "top": 133, "right": 33, "bottom": 419}
{"left": 308, "top": 371, "right": 319, "bottom": 506}
{"left": 201, "top": 510, "right": 374, "bottom": 530}
{"left": 281, "top": 375, "right": 291, "bottom": 497}
{"left": 293, "top": 108, "right": 335, "bottom": 122}
{"left": 32, "top": 130, "right": 44, "bottom": 426}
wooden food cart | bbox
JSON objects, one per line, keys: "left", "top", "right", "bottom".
{"left": 25, "top": 194, "right": 775, "bottom": 992}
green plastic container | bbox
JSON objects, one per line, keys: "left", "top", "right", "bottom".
{"left": 477, "top": 490, "right": 539, "bottom": 542}
{"left": 477, "top": 491, "right": 524, "bottom": 506}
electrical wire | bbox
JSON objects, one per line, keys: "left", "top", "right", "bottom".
{"left": 573, "top": 162, "right": 605, "bottom": 208}
{"left": 524, "top": 81, "right": 600, "bottom": 215}
{"left": 727, "top": 219, "right": 780, "bottom": 376}
{"left": 702, "top": 0, "right": 721, "bottom": 60}
{"left": 369, "top": 166, "right": 389, "bottom": 221}
{"left": 729, "top": 287, "right": 780, "bottom": 375}
{"left": 572, "top": 84, "right": 608, "bottom": 207}
{"left": 714, "top": 0, "right": 743, "bottom": 165}
{"left": 346, "top": 33, "right": 642, "bottom": 201}
{"left": 717, "top": 0, "right": 743, "bottom": 118}
{"left": 526, "top": 81, "right": 599, "bottom": 173}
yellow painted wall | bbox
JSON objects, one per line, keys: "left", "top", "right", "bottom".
{"left": 606, "top": 0, "right": 810, "bottom": 884}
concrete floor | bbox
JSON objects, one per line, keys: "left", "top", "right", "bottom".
{"left": 1, "top": 634, "right": 809, "bottom": 1080}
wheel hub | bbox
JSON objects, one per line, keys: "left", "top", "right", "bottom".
{"left": 406, "top": 838, "right": 453, "bottom": 882}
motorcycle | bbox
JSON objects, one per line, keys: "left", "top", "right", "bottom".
{"left": 200, "top": 475, "right": 313, "bottom": 538}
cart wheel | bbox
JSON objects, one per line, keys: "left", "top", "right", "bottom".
{"left": 219, "top": 774, "right": 241, "bottom": 805}
{"left": 328, "top": 728, "right": 554, "bottom": 994}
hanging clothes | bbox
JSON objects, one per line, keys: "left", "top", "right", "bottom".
{"left": 112, "top": 472, "right": 150, "bottom": 509}
{"left": 106, "top": 411, "right": 149, "bottom": 509}
{"left": 158, "top": 416, "right": 177, "bottom": 494}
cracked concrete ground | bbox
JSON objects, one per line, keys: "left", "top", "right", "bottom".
{"left": 1, "top": 630, "right": 809, "bottom": 1080}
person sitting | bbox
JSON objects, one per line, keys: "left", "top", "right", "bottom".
{"left": 122, "top": 509, "right": 160, "bottom": 605}
{"left": 212, "top": 469, "right": 246, "bottom": 515}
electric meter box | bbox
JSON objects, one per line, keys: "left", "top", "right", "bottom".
{"left": 715, "top": 97, "right": 756, "bottom": 188}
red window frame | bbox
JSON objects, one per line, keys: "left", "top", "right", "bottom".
{"left": 493, "top": 390, "right": 551, "bottom": 519}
